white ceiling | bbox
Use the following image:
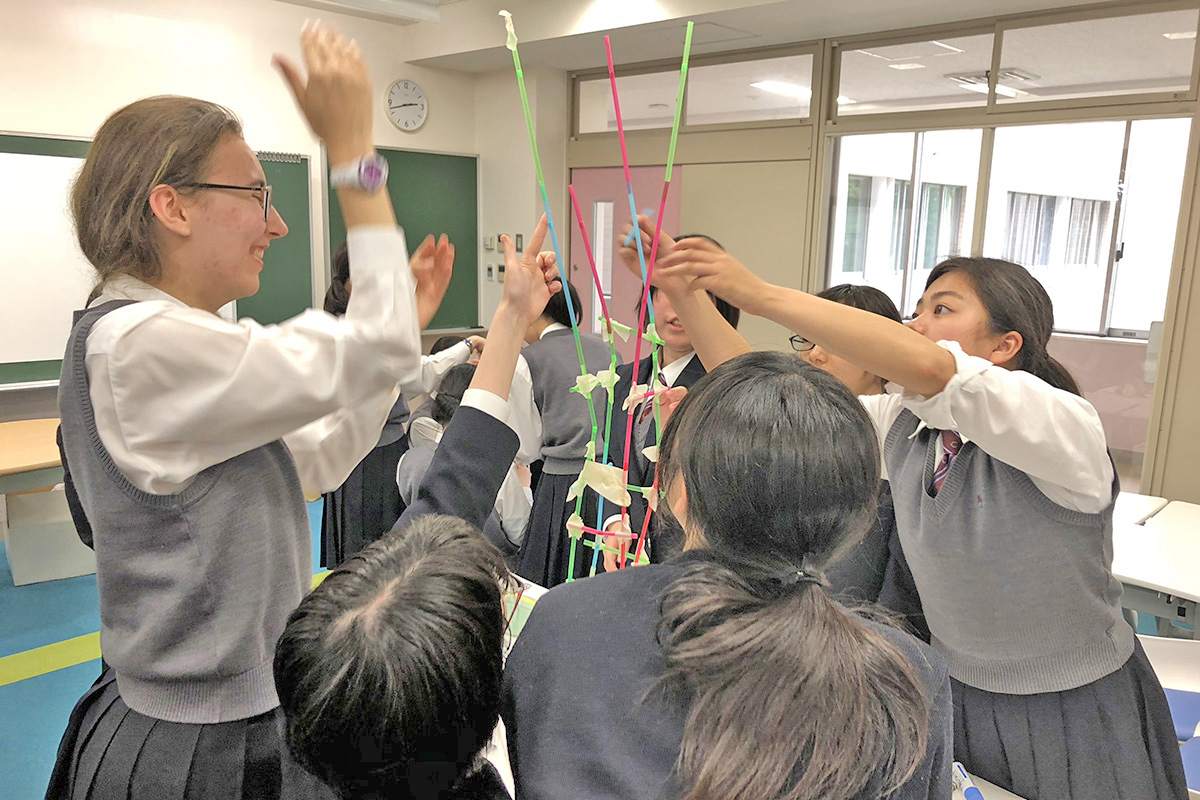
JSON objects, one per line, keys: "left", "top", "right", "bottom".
{"left": 408, "top": 0, "right": 1125, "bottom": 72}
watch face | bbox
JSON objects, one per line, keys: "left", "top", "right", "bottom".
{"left": 387, "top": 80, "right": 428, "bottom": 131}
{"left": 359, "top": 157, "right": 387, "bottom": 192}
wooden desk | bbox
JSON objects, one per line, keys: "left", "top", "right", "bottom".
{"left": 1113, "top": 504, "right": 1200, "bottom": 638}
{"left": 0, "top": 418, "right": 94, "bottom": 585}
{"left": 0, "top": 418, "right": 64, "bottom": 493}
{"left": 1114, "top": 491, "right": 1169, "bottom": 527}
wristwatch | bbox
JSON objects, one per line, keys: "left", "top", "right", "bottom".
{"left": 330, "top": 152, "right": 389, "bottom": 194}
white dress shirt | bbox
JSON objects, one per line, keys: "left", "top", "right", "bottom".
{"left": 84, "top": 226, "right": 422, "bottom": 496}
{"left": 860, "top": 340, "right": 1114, "bottom": 514}
{"left": 659, "top": 351, "right": 696, "bottom": 387}
{"left": 402, "top": 395, "right": 532, "bottom": 542}
{"left": 405, "top": 340, "right": 473, "bottom": 396}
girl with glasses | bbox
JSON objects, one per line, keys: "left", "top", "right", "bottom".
{"left": 49, "top": 25, "right": 447, "bottom": 800}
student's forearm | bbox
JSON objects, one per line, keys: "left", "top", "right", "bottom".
{"left": 470, "top": 302, "right": 525, "bottom": 402}
{"left": 664, "top": 288, "right": 753, "bottom": 371}
{"left": 757, "top": 287, "right": 956, "bottom": 397}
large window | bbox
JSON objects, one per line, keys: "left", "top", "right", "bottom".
{"left": 829, "top": 129, "right": 981, "bottom": 312}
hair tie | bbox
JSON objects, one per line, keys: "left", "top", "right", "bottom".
{"left": 776, "top": 569, "right": 826, "bottom": 589}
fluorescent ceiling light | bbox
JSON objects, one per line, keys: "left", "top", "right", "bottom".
{"left": 1163, "top": 31, "right": 1197, "bottom": 40}
{"left": 750, "top": 80, "right": 812, "bottom": 100}
{"left": 837, "top": 96, "right": 856, "bottom": 105}
{"left": 888, "top": 63, "right": 926, "bottom": 70}
{"left": 959, "top": 82, "right": 1021, "bottom": 98}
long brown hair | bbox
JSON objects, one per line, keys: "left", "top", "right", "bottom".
{"left": 927, "top": 257, "right": 1081, "bottom": 395}
{"left": 655, "top": 352, "right": 930, "bottom": 800}
{"left": 72, "top": 95, "right": 242, "bottom": 295}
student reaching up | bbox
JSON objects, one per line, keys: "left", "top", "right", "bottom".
{"left": 643, "top": 222, "right": 1186, "bottom": 800}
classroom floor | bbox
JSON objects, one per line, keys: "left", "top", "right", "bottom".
{"left": 0, "top": 502, "right": 325, "bottom": 799}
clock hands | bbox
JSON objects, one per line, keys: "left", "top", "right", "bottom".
{"left": 390, "top": 103, "right": 421, "bottom": 109}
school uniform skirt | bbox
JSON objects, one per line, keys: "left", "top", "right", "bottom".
{"left": 953, "top": 638, "right": 1188, "bottom": 800}
{"left": 320, "top": 434, "right": 408, "bottom": 568}
{"left": 47, "top": 669, "right": 334, "bottom": 800}
{"left": 516, "top": 469, "right": 596, "bottom": 588}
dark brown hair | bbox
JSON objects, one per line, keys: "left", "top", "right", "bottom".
{"left": 654, "top": 352, "right": 930, "bottom": 800}
{"left": 927, "top": 257, "right": 1081, "bottom": 395}
{"left": 72, "top": 95, "right": 243, "bottom": 295}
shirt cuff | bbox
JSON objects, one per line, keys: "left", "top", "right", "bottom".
{"left": 899, "top": 340, "right": 993, "bottom": 432}
{"left": 462, "top": 388, "right": 510, "bottom": 425}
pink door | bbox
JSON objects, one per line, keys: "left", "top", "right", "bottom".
{"left": 567, "top": 166, "right": 683, "bottom": 362}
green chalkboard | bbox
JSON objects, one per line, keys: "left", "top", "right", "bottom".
{"left": 328, "top": 147, "right": 478, "bottom": 329}
{"left": 236, "top": 152, "right": 313, "bottom": 326}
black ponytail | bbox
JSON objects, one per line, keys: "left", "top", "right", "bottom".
{"left": 654, "top": 352, "right": 930, "bottom": 800}
{"left": 324, "top": 242, "right": 351, "bottom": 316}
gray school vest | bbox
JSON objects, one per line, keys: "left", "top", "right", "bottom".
{"left": 58, "top": 300, "right": 310, "bottom": 723}
{"left": 884, "top": 408, "right": 1132, "bottom": 694}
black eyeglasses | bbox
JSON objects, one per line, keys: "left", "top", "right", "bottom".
{"left": 789, "top": 335, "right": 815, "bottom": 352}
{"left": 178, "top": 183, "right": 272, "bottom": 221}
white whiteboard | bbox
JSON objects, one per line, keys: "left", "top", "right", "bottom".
{"left": 0, "top": 152, "right": 96, "bottom": 365}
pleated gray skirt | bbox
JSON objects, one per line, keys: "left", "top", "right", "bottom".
{"left": 46, "top": 669, "right": 335, "bottom": 800}
{"left": 952, "top": 638, "right": 1188, "bottom": 800}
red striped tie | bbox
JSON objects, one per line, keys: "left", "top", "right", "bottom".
{"left": 932, "top": 431, "right": 963, "bottom": 493}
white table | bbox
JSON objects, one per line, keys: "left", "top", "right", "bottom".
{"left": 955, "top": 774, "right": 1025, "bottom": 799}
{"left": 1112, "top": 502, "right": 1200, "bottom": 638}
{"left": 1114, "top": 491, "right": 1169, "bottom": 527}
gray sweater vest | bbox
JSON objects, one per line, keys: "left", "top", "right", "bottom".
{"left": 58, "top": 301, "right": 311, "bottom": 723}
{"left": 884, "top": 409, "right": 1132, "bottom": 694}
{"left": 522, "top": 329, "right": 612, "bottom": 474}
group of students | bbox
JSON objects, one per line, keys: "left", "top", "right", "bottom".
{"left": 46, "top": 20, "right": 1188, "bottom": 800}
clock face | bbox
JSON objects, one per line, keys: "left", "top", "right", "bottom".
{"left": 387, "top": 80, "right": 428, "bottom": 132}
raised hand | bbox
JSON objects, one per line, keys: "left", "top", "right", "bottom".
{"left": 500, "top": 215, "right": 562, "bottom": 325}
{"left": 411, "top": 233, "right": 455, "bottom": 328}
{"left": 273, "top": 22, "right": 373, "bottom": 164}
{"left": 656, "top": 238, "right": 771, "bottom": 316}
{"left": 617, "top": 215, "right": 678, "bottom": 281}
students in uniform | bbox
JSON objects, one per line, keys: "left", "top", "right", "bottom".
{"left": 275, "top": 218, "right": 562, "bottom": 800}
{"left": 599, "top": 234, "right": 739, "bottom": 568}
{"left": 510, "top": 282, "right": 615, "bottom": 586}
{"left": 504, "top": 352, "right": 952, "bottom": 800}
{"left": 48, "top": 25, "right": 438, "bottom": 799}
{"left": 652, "top": 234, "right": 1188, "bottom": 800}
{"left": 320, "top": 241, "right": 480, "bottom": 567}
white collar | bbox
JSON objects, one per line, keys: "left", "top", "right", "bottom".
{"left": 659, "top": 351, "right": 696, "bottom": 387}
{"left": 92, "top": 274, "right": 188, "bottom": 309}
{"left": 539, "top": 322, "right": 569, "bottom": 340}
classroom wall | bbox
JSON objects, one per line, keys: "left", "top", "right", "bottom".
{"left": 475, "top": 66, "right": 571, "bottom": 324}
{"left": 0, "top": 0, "right": 478, "bottom": 315}
{"left": 680, "top": 160, "right": 811, "bottom": 350}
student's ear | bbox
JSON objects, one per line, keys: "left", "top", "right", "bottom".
{"left": 989, "top": 330, "right": 1024, "bottom": 368}
{"left": 148, "top": 184, "right": 192, "bottom": 237}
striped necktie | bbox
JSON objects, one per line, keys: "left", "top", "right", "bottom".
{"left": 932, "top": 430, "right": 963, "bottom": 493}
